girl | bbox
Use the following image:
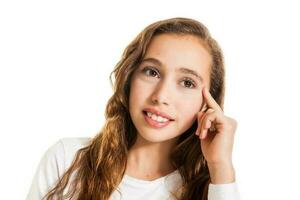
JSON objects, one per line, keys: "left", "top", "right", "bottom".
{"left": 26, "top": 17, "right": 240, "bottom": 200}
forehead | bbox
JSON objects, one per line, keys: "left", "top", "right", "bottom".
{"left": 142, "top": 34, "right": 212, "bottom": 81}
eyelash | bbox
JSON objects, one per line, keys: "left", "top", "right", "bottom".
{"left": 141, "top": 66, "right": 197, "bottom": 89}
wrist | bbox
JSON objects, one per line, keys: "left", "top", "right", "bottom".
{"left": 207, "top": 161, "right": 235, "bottom": 184}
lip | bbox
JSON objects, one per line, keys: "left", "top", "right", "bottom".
{"left": 143, "top": 108, "right": 175, "bottom": 121}
{"left": 143, "top": 112, "right": 172, "bottom": 128}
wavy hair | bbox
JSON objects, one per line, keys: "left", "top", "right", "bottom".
{"left": 43, "top": 17, "right": 225, "bottom": 200}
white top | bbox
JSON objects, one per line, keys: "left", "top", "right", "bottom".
{"left": 26, "top": 138, "right": 241, "bottom": 200}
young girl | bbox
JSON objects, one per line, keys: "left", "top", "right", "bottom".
{"left": 26, "top": 17, "right": 240, "bottom": 200}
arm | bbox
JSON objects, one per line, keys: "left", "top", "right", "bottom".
{"left": 195, "top": 87, "right": 241, "bottom": 199}
{"left": 26, "top": 140, "right": 66, "bottom": 200}
{"left": 207, "top": 162, "right": 241, "bottom": 200}
{"left": 208, "top": 181, "right": 241, "bottom": 200}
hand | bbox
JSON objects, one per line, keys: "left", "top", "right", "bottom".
{"left": 195, "top": 87, "right": 237, "bottom": 183}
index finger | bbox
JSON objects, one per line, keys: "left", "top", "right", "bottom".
{"left": 202, "top": 87, "right": 223, "bottom": 113}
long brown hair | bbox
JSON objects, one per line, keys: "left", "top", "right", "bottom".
{"left": 43, "top": 17, "right": 225, "bottom": 200}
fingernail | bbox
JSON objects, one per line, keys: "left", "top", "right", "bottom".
{"left": 205, "top": 121, "right": 210, "bottom": 129}
{"left": 200, "top": 130, "right": 206, "bottom": 139}
{"left": 200, "top": 133, "right": 204, "bottom": 139}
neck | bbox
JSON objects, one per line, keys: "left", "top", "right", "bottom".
{"left": 125, "top": 134, "right": 178, "bottom": 180}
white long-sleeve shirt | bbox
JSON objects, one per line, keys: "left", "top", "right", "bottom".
{"left": 26, "top": 138, "right": 241, "bottom": 200}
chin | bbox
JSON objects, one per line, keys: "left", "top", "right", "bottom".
{"left": 137, "top": 130, "right": 179, "bottom": 143}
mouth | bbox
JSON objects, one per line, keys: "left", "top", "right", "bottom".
{"left": 142, "top": 110, "right": 174, "bottom": 128}
{"left": 143, "top": 108, "right": 175, "bottom": 121}
{"left": 142, "top": 108, "right": 175, "bottom": 128}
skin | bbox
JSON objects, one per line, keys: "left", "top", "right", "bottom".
{"left": 126, "top": 33, "right": 237, "bottom": 184}
{"left": 196, "top": 87, "right": 237, "bottom": 183}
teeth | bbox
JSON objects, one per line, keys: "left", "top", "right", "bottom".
{"left": 146, "top": 112, "right": 169, "bottom": 123}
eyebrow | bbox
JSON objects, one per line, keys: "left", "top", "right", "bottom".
{"left": 141, "top": 57, "right": 204, "bottom": 83}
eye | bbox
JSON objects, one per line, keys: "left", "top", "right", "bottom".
{"left": 181, "top": 78, "right": 196, "bottom": 89}
{"left": 142, "top": 67, "right": 160, "bottom": 78}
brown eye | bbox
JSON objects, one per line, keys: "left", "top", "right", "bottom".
{"left": 142, "top": 67, "right": 160, "bottom": 78}
{"left": 181, "top": 78, "right": 196, "bottom": 89}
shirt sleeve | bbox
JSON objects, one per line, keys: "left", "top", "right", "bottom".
{"left": 208, "top": 182, "right": 241, "bottom": 200}
{"left": 26, "top": 139, "right": 66, "bottom": 200}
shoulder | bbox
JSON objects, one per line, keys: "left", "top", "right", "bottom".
{"left": 26, "top": 137, "right": 91, "bottom": 200}
{"left": 52, "top": 137, "right": 91, "bottom": 167}
{"left": 38, "top": 137, "right": 91, "bottom": 176}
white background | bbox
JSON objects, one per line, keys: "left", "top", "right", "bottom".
{"left": 1, "top": 0, "right": 299, "bottom": 199}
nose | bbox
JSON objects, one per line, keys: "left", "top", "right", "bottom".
{"left": 150, "top": 79, "right": 171, "bottom": 106}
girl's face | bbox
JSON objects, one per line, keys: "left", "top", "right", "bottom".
{"left": 129, "top": 34, "right": 212, "bottom": 143}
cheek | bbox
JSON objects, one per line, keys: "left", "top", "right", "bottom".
{"left": 181, "top": 104, "right": 198, "bottom": 119}
{"left": 177, "top": 97, "right": 203, "bottom": 121}
{"left": 175, "top": 101, "right": 201, "bottom": 135}
{"left": 129, "top": 79, "right": 149, "bottom": 107}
